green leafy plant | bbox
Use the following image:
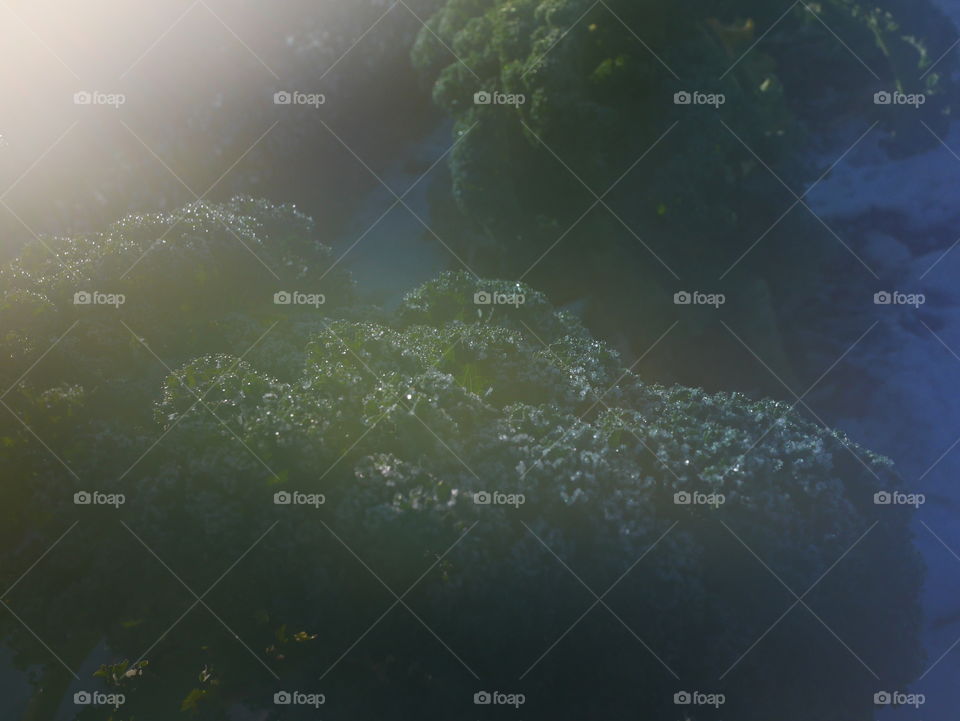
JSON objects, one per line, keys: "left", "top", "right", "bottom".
{"left": 411, "top": 0, "right": 957, "bottom": 388}
{"left": 0, "top": 200, "right": 924, "bottom": 718}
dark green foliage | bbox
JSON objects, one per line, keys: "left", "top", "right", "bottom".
{"left": 414, "top": 0, "right": 953, "bottom": 250}
{"left": 1, "top": 196, "right": 923, "bottom": 720}
{"left": 411, "top": 0, "right": 957, "bottom": 390}
{"left": 0, "top": 198, "right": 354, "bottom": 636}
